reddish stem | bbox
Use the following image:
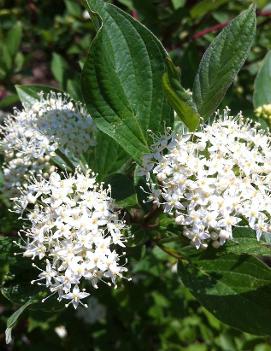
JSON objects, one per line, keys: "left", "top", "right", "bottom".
{"left": 192, "top": 10, "right": 271, "bottom": 41}
{"left": 131, "top": 10, "right": 139, "bottom": 20}
{"left": 192, "top": 21, "right": 228, "bottom": 40}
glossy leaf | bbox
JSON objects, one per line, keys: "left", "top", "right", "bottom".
{"left": 106, "top": 173, "right": 137, "bottom": 207}
{"left": 193, "top": 5, "right": 256, "bottom": 119}
{"left": 0, "top": 236, "right": 16, "bottom": 263}
{"left": 177, "top": 228, "right": 271, "bottom": 258}
{"left": 15, "top": 84, "right": 61, "bottom": 108}
{"left": 162, "top": 58, "right": 200, "bottom": 131}
{"left": 91, "top": 131, "right": 129, "bottom": 181}
{"left": 1, "top": 282, "right": 40, "bottom": 305}
{"left": 5, "top": 300, "right": 35, "bottom": 344}
{"left": 175, "top": 227, "right": 271, "bottom": 262}
{"left": 179, "top": 254, "right": 271, "bottom": 335}
{"left": 253, "top": 50, "right": 271, "bottom": 108}
{"left": 222, "top": 228, "right": 271, "bottom": 257}
{"left": 81, "top": 0, "right": 173, "bottom": 163}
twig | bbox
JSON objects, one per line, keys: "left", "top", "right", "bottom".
{"left": 131, "top": 10, "right": 139, "bottom": 20}
{"left": 192, "top": 21, "right": 228, "bottom": 40}
{"left": 191, "top": 10, "right": 271, "bottom": 41}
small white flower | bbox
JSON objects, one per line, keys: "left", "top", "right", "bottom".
{"left": 63, "top": 285, "right": 90, "bottom": 309}
{"left": 14, "top": 167, "right": 128, "bottom": 308}
{"left": 0, "top": 92, "right": 96, "bottom": 195}
{"left": 142, "top": 109, "right": 271, "bottom": 248}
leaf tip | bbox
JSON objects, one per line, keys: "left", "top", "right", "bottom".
{"left": 5, "top": 327, "right": 12, "bottom": 344}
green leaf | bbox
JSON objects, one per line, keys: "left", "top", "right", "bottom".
{"left": 255, "top": 0, "right": 269, "bottom": 8}
{"left": 177, "top": 228, "right": 271, "bottom": 258}
{"left": 0, "top": 236, "right": 16, "bottom": 262}
{"left": 91, "top": 131, "right": 129, "bottom": 181}
{"left": 0, "top": 238, "right": 63, "bottom": 314}
{"left": 190, "top": 0, "right": 228, "bottom": 19}
{"left": 179, "top": 254, "right": 271, "bottom": 335}
{"left": 253, "top": 50, "right": 271, "bottom": 108}
{"left": 67, "top": 78, "right": 82, "bottom": 100}
{"left": 1, "top": 44, "right": 12, "bottom": 71}
{"left": 171, "top": 0, "right": 185, "bottom": 10}
{"left": 0, "top": 66, "right": 6, "bottom": 80}
{"left": 0, "top": 94, "right": 19, "bottom": 109}
{"left": 106, "top": 173, "right": 137, "bottom": 207}
{"left": 81, "top": 0, "right": 173, "bottom": 164}
{"left": 15, "top": 84, "right": 61, "bottom": 108}
{"left": 5, "top": 299, "right": 35, "bottom": 344}
{"left": 193, "top": 5, "right": 256, "bottom": 119}
{"left": 0, "top": 239, "right": 41, "bottom": 305}
{"left": 107, "top": 174, "right": 134, "bottom": 201}
{"left": 222, "top": 228, "right": 271, "bottom": 257}
{"left": 2, "top": 279, "right": 63, "bottom": 313}
{"left": 65, "top": 0, "right": 81, "bottom": 17}
{"left": 132, "top": 0, "right": 160, "bottom": 35}
{"left": 117, "top": 0, "right": 134, "bottom": 10}
{"left": 1, "top": 282, "right": 42, "bottom": 305}
{"left": 0, "top": 237, "right": 17, "bottom": 281}
{"left": 14, "top": 52, "right": 24, "bottom": 72}
{"left": 6, "top": 21, "right": 22, "bottom": 57}
{"left": 162, "top": 58, "right": 200, "bottom": 131}
{"left": 175, "top": 227, "right": 271, "bottom": 263}
{"left": 51, "top": 53, "right": 69, "bottom": 88}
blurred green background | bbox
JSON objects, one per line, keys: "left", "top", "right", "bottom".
{"left": 1, "top": 1, "right": 271, "bottom": 350}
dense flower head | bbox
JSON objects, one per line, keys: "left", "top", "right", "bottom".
{"left": 1, "top": 91, "right": 96, "bottom": 194}
{"left": 14, "top": 167, "right": 128, "bottom": 309}
{"left": 141, "top": 109, "right": 271, "bottom": 249}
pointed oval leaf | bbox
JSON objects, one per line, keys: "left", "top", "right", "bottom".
{"left": 179, "top": 254, "right": 271, "bottom": 335}
{"left": 162, "top": 58, "right": 201, "bottom": 131}
{"left": 222, "top": 228, "right": 271, "bottom": 257}
{"left": 90, "top": 131, "right": 129, "bottom": 181}
{"left": 6, "top": 22, "right": 22, "bottom": 57}
{"left": 5, "top": 300, "right": 35, "bottom": 344}
{"left": 193, "top": 5, "right": 256, "bottom": 119}
{"left": 81, "top": 0, "right": 173, "bottom": 163}
{"left": 15, "top": 84, "right": 61, "bottom": 108}
{"left": 253, "top": 50, "right": 271, "bottom": 108}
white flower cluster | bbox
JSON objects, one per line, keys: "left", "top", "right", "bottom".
{"left": 141, "top": 110, "right": 271, "bottom": 249}
{"left": 14, "top": 167, "right": 127, "bottom": 309}
{"left": 1, "top": 92, "right": 96, "bottom": 195}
